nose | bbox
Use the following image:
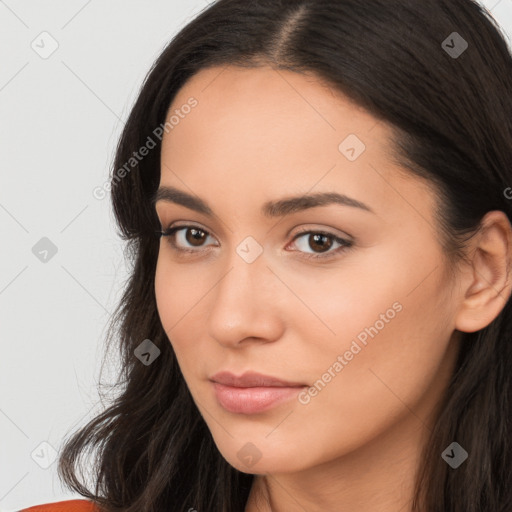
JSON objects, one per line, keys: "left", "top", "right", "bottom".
{"left": 206, "top": 248, "right": 285, "bottom": 348}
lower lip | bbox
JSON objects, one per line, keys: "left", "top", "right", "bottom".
{"left": 211, "top": 382, "right": 306, "bottom": 414}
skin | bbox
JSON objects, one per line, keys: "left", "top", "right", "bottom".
{"left": 153, "top": 64, "right": 512, "bottom": 512}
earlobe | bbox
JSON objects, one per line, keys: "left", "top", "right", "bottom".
{"left": 454, "top": 211, "right": 512, "bottom": 333}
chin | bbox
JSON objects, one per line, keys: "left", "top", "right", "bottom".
{"left": 215, "top": 439, "right": 312, "bottom": 475}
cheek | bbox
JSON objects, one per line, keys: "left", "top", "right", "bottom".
{"left": 154, "top": 261, "right": 213, "bottom": 411}
{"left": 154, "top": 250, "right": 213, "bottom": 328}
{"left": 252, "top": 246, "right": 455, "bottom": 459}
{"left": 154, "top": 255, "right": 201, "bottom": 367}
{"left": 293, "top": 302, "right": 453, "bottom": 471}
{"left": 285, "top": 234, "right": 452, "bottom": 370}
{"left": 287, "top": 262, "right": 454, "bottom": 454}
{"left": 154, "top": 251, "right": 240, "bottom": 392}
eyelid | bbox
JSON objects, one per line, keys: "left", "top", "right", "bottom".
{"left": 160, "top": 222, "right": 352, "bottom": 242}
{"left": 159, "top": 222, "right": 354, "bottom": 260}
{"left": 159, "top": 223, "right": 219, "bottom": 255}
{"left": 290, "top": 225, "right": 353, "bottom": 242}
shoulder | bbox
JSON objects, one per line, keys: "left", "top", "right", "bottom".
{"left": 20, "top": 499, "right": 99, "bottom": 511}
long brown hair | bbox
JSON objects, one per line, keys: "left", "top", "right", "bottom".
{"left": 57, "top": 1, "right": 512, "bottom": 510}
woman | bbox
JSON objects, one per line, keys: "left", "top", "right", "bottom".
{"left": 22, "top": 0, "right": 512, "bottom": 510}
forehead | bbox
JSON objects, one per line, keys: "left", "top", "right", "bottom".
{"left": 159, "top": 65, "right": 437, "bottom": 224}
{"left": 164, "top": 64, "right": 386, "bottom": 155}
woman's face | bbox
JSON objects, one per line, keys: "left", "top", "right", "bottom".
{"left": 154, "top": 64, "right": 462, "bottom": 475}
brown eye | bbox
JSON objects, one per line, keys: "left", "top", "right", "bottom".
{"left": 307, "top": 233, "right": 333, "bottom": 253}
{"left": 160, "top": 225, "right": 217, "bottom": 254}
{"left": 289, "top": 230, "right": 353, "bottom": 260}
{"left": 185, "top": 227, "right": 208, "bottom": 247}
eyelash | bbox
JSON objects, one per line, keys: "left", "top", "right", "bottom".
{"left": 157, "top": 224, "right": 353, "bottom": 261}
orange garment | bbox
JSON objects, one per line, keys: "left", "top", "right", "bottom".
{"left": 20, "top": 499, "right": 99, "bottom": 511}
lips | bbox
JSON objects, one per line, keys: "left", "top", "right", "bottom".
{"left": 209, "top": 371, "right": 307, "bottom": 414}
{"left": 210, "top": 370, "right": 306, "bottom": 388}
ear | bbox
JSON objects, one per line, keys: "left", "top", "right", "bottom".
{"left": 454, "top": 210, "right": 512, "bottom": 333}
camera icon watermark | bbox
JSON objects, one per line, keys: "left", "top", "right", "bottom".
{"left": 31, "top": 31, "right": 59, "bottom": 59}
{"left": 31, "top": 441, "right": 58, "bottom": 469}
{"left": 236, "top": 236, "right": 263, "bottom": 264}
{"left": 442, "top": 32, "right": 468, "bottom": 59}
{"left": 237, "top": 442, "right": 262, "bottom": 468}
{"left": 32, "top": 237, "right": 58, "bottom": 263}
{"left": 134, "top": 338, "right": 161, "bottom": 366}
{"left": 441, "top": 441, "right": 468, "bottom": 469}
{"left": 339, "top": 134, "right": 366, "bottom": 162}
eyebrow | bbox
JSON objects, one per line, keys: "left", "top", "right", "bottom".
{"left": 151, "top": 185, "right": 375, "bottom": 217}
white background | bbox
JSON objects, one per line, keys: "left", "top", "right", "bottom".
{"left": 1, "top": 1, "right": 511, "bottom": 510}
